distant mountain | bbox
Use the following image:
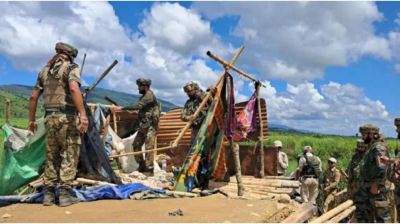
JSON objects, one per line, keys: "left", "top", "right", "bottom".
{"left": 0, "top": 84, "right": 178, "bottom": 117}
{"left": 269, "top": 123, "right": 313, "bottom": 134}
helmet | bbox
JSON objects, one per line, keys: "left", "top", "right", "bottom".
{"left": 395, "top": 118, "right": 400, "bottom": 127}
{"left": 273, "top": 140, "right": 283, "bottom": 148}
{"left": 55, "top": 42, "right": 78, "bottom": 58}
{"left": 359, "top": 124, "right": 379, "bottom": 134}
{"left": 136, "top": 78, "right": 151, "bottom": 86}
{"left": 183, "top": 81, "right": 200, "bottom": 93}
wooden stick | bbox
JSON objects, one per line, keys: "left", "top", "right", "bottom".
{"left": 165, "top": 190, "right": 198, "bottom": 197}
{"left": 282, "top": 202, "right": 315, "bottom": 223}
{"left": 172, "top": 46, "right": 245, "bottom": 148}
{"left": 264, "top": 176, "right": 295, "bottom": 180}
{"left": 76, "top": 178, "right": 116, "bottom": 186}
{"left": 326, "top": 206, "right": 356, "bottom": 223}
{"left": 310, "top": 200, "right": 353, "bottom": 223}
{"left": 113, "top": 110, "right": 118, "bottom": 132}
{"left": 18, "top": 186, "right": 30, "bottom": 196}
{"left": 5, "top": 99, "right": 10, "bottom": 124}
{"left": 256, "top": 82, "right": 264, "bottom": 178}
{"left": 232, "top": 143, "right": 244, "bottom": 196}
{"left": 109, "top": 145, "right": 175, "bottom": 158}
{"left": 206, "top": 51, "right": 266, "bottom": 88}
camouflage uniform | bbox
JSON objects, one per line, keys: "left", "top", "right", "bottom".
{"left": 34, "top": 43, "right": 81, "bottom": 190}
{"left": 321, "top": 165, "right": 341, "bottom": 213}
{"left": 354, "top": 124, "right": 391, "bottom": 223}
{"left": 346, "top": 139, "right": 366, "bottom": 200}
{"left": 123, "top": 78, "right": 160, "bottom": 171}
{"left": 394, "top": 118, "right": 400, "bottom": 221}
{"left": 181, "top": 81, "right": 208, "bottom": 142}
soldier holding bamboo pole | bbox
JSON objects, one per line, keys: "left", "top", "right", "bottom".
{"left": 112, "top": 78, "right": 160, "bottom": 172}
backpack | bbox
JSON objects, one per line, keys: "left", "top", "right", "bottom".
{"left": 301, "top": 155, "right": 321, "bottom": 178}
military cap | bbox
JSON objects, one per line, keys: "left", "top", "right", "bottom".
{"left": 55, "top": 42, "right": 78, "bottom": 58}
{"left": 359, "top": 124, "right": 379, "bottom": 134}
{"left": 136, "top": 78, "right": 151, "bottom": 86}
{"left": 395, "top": 118, "right": 400, "bottom": 126}
{"left": 328, "top": 157, "right": 337, "bottom": 163}
{"left": 183, "top": 81, "right": 200, "bottom": 93}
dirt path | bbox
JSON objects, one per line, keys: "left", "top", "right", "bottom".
{"left": 0, "top": 194, "right": 288, "bottom": 223}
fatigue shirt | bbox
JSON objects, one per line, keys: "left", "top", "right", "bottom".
{"left": 277, "top": 151, "right": 289, "bottom": 175}
{"left": 360, "top": 141, "right": 389, "bottom": 184}
{"left": 123, "top": 90, "right": 159, "bottom": 125}
{"left": 181, "top": 90, "right": 207, "bottom": 129}
{"left": 322, "top": 167, "right": 341, "bottom": 193}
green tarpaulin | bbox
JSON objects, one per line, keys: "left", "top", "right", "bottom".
{"left": 0, "top": 119, "right": 46, "bottom": 195}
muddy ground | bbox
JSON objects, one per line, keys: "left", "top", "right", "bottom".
{"left": 0, "top": 194, "right": 296, "bottom": 223}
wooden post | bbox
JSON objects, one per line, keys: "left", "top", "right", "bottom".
{"left": 282, "top": 202, "right": 315, "bottom": 223}
{"left": 109, "top": 145, "right": 175, "bottom": 159}
{"left": 113, "top": 110, "right": 118, "bottom": 132}
{"left": 310, "top": 200, "right": 353, "bottom": 223}
{"left": 326, "top": 206, "right": 356, "bottom": 223}
{"left": 255, "top": 82, "right": 264, "bottom": 178}
{"left": 5, "top": 99, "right": 10, "bottom": 124}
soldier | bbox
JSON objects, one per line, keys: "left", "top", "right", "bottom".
{"left": 113, "top": 78, "right": 160, "bottom": 172}
{"left": 354, "top": 124, "right": 391, "bottom": 223}
{"left": 181, "top": 81, "right": 208, "bottom": 142}
{"left": 28, "top": 42, "right": 88, "bottom": 207}
{"left": 321, "top": 157, "right": 341, "bottom": 213}
{"left": 346, "top": 139, "right": 367, "bottom": 200}
{"left": 274, "top": 140, "right": 288, "bottom": 176}
{"left": 296, "top": 145, "right": 322, "bottom": 204}
{"left": 393, "top": 118, "right": 400, "bottom": 221}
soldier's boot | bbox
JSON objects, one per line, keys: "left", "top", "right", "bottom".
{"left": 43, "top": 188, "right": 55, "bottom": 206}
{"left": 137, "top": 158, "right": 147, "bottom": 173}
{"left": 59, "top": 188, "right": 79, "bottom": 207}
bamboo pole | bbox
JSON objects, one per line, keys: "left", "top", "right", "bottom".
{"left": 282, "top": 202, "right": 315, "bottom": 223}
{"left": 310, "top": 200, "right": 353, "bottom": 223}
{"left": 5, "top": 99, "right": 10, "bottom": 124}
{"left": 206, "top": 51, "right": 266, "bottom": 88}
{"left": 171, "top": 46, "right": 245, "bottom": 148}
{"left": 165, "top": 190, "right": 198, "bottom": 198}
{"left": 109, "top": 145, "right": 175, "bottom": 158}
{"left": 76, "top": 178, "right": 116, "bottom": 186}
{"left": 255, "top": 82, "right": 264, "bottom": 178}
{"left": 113, "top": 110, "right": 118, "bottom": 132}
{"left": 326, "top": 206, "right": 356, "bottom": 223}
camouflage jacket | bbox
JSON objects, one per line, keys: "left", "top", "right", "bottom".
{"left": 360, "top": 141, "right": 389, "bottom": 183}
{"left": 346, "top": 151, "right": 365, "bottom": 184}
{"left": 123, "top": 90, "right": 160, "bottom": 128}
{"left": 181, "top": 90, "right": 208, "bottom": 129}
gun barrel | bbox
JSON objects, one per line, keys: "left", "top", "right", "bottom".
{"left": 87, "top": 60, "right": 118, "bottom": 93}
{"left": 104, "top": 96, "right": 119, "bottom": 106}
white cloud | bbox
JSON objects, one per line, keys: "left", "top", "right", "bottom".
{"left": 193, "top": 2, "right": 391, "bottom": 82}
{"left": 0, "top": 2, "right": 236, "bottom": 105}
{"left": 260, "top": 81, "right": 391, "bottom": 135}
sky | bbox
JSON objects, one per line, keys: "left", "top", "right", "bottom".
{"left": 0, "top": 1, "right": 399, "bottom": 137}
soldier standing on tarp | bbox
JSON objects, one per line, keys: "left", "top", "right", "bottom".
{"left": 354, "top": 124, "right": 391, "bottom": 223}
{"left": 28, "top": 42, "right": 88, "bottom": 207}
{"left": 181, "top": 81, "right": 208, "bottom": 142}
{"left": 113, "top": 78, "right": 160, "bottom": 172}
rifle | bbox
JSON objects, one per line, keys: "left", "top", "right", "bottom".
{"left": 80, "top": 53, "right": 87, "bottom": 77}
{"left": 84, "top": 60, "right": 118, "bottom": 98}
{"left": 104, "top": 96, "right": 119, "bottom": 106}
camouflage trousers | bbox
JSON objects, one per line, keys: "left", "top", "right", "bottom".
{"left": 132, "top": 126, "right": 157, "bottom": 170}
{"left": 347, "top": 182, "right": 360, "bottom": 200}
{"left": 354, "top": 183, "right": 391, "bottom": 223}
{"left": 44, "top": 114, "right": 81, "bottom": 189}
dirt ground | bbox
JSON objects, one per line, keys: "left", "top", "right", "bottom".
{"left": 0, "top": 194, "right": 294, "bottom": 223}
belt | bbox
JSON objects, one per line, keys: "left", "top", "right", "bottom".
{"left": 302, "top": 175, "right": 317, "bottom": 179}
{"left": 45, "top": 107, "right": 77, "bottom": 116}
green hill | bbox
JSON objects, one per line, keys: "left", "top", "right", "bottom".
{"left": 0, "top": 84, "right": 178, "bottom": 117}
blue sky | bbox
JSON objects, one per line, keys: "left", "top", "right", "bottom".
{"left": 0, "top": 1, "right": 399, "bottom": 136}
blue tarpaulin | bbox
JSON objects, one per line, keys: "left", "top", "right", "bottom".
{"left": 0, "top": 183, "right": 165, "bottom": 207}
